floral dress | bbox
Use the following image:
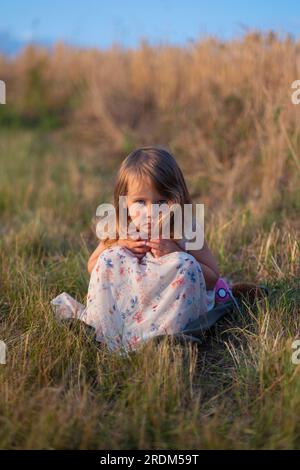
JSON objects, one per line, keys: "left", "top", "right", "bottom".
{"left": 51, "top": 245, "right": 216, "bottom": 354}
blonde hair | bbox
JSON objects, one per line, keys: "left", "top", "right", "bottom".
{"left": 103, "top": 146, "right": 192, "bottom": 248}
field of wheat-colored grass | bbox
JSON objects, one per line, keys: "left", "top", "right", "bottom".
{"left": 0, "top": 31, "right": 299, "bottom": 449}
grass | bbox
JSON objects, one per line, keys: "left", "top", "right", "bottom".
{"left": 0, "top": 129, "right": 299, "bottom": 449}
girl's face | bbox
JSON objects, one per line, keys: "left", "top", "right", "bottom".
{"left": 127, "top": 176, "right": 169, "bottom": 237}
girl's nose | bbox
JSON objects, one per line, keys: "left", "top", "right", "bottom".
{"left": 146, "top": 203, "right": 153, "bottom": 219}
{"left": 147, "top": 204, "right": 160, "bottom": 225}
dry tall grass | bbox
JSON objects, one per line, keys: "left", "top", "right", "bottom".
{"left": 1, "top": 31, "right": 300, "bottom": 214}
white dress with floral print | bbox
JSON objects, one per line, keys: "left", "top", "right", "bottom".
{"left": 51, "top": 245, "right": 215, "bottom": 353}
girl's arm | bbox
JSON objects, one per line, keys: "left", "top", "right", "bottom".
{"left": 87, "top": 241, "right": 106, "bottom": 274}
{"left": 187, "top": 239, "right": 220, "bottom": 290}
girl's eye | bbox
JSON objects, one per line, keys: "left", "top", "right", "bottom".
{"left": 157, "top": 200, "right": 167, "bottom": 206}
{"left": 133, "top": 200, "right": 167, "bottom": 205}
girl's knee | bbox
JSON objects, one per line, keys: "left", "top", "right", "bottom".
{"left": 99, "top": 244, "right": 122, "bottom": 258}
{"left": 174, "top": 250, "right": 199, "bottom": 267}
{"left": 175, "top": 251, "right": 204, "bottom": 278}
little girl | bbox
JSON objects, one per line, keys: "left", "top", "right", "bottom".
{"left": 51, "top": 146, "right": 221, "bottom": 353}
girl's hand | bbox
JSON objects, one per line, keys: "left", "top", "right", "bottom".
{"left": 118, "top": 238, "right": 151, "bottom": 260}
{"left": 146, "top": 239, "right": 183, "bottom": 258}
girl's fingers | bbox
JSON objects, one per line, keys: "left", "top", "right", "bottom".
{"left": 120, "top": 240, "right": 148, "bottom": 249}
{"left": 130, "top": 241, "right": 148, "bottom": 248}
{"left": 146, "top": 241, "right": 161, "bottom": 249}
{"left": 147, "top": 239, "right": 171, "bottom": 247}
{"left": 151, "top": 248, "right": 162, "bottom": 257}
{"left": 131, "top": 247, "right": 150, "bottom": 254}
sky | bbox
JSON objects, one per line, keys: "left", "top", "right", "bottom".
{"left": 0, "top": 0, "right": 299, "bottom": 53}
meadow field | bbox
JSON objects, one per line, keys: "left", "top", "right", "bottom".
{"left": 0, "top": 32, "right": 299, "bottom": 449}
